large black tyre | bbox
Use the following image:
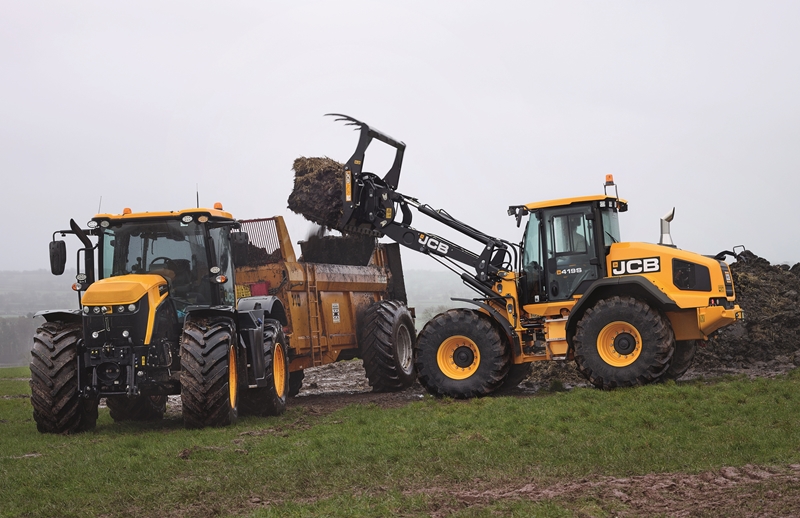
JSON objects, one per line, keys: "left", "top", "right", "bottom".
{"left": 240, "top": 320, "right": 289, "bottom": 417}
{"left": 359, "top": 300, "right": 416, "bottom": 392}
{"left": 30, "top": 321, "right": 98, "bottom": 434}
{"left": 662, "top": 339, "right": 698, "bottom": 381}
{"left": 180, "top": 315, "right": 240, "bottom": 428}
{"left": 288, "top": 370, "right": 304, "bottom": 397}
{"left": 415, "top": 309, "right": 510, "bottom": 399}
{"left": 106, "top": 395, "right": 167, "bottom": 421}
{"left": 573, "top": 296, "right": 674, "bottom": 389}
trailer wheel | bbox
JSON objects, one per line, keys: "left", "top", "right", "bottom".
{"left": 30, "top": 321, "right": 98, "bottom": 434}
{"left": 415, "top": 309, "right": 510, "bottom": 398}
{"left": 180, "top": 316, "right": 240, "bottom": 428}
{"left": 240, "top": 320, "right": 289, "bottom": 416}
{"left": 359, "top": 300, "right": 416, "bottom": 392}
{"left": 573, "top": 296, "right": 674, "bottom": 389}
{"left": 106, "top": 395, "right": 167, "bottom": 421}
{"left": 288, "top": 370, "right": 304, "bottom": 397}
{"left": 662, "top": 340, "right": 697, "bottom": 381}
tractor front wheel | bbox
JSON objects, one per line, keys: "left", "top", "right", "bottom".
{"left": 180, "top": 316, "right": 240, "bottom": 428}
{"left": 573, "top": 296, "right": 674, "bottom": 389}
{"left": 30, "top": 321, "right": 98, "bottom": 434}
{"left": 415, "top": 309, "right": 510, "bottom": 398}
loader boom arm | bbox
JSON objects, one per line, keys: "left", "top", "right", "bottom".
{"left": 330, "top": 114, "right": 511, "bottom": 287}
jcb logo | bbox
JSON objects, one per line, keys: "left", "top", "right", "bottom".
{"left": 612, "top": 257, "right": 660, "bottom": 276}
{"left": 419, "top": 234, "right": 449, "bottom": 254}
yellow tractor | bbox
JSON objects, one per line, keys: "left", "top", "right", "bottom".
{"left": 328, "top": 114, "right": 743, "bottom": 396}
{"left": 32, "top": 206, "right": 412, "bottom": 433}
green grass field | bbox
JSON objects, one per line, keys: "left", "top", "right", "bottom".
{"left": 2, "top": 367, "right": 800, "bottom": 517}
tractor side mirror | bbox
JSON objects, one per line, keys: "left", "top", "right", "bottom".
{"left": 49, "top": 240, "right": 67, "bottom": 275}
{"left": 231, "top": 232, "right": 249, "bottom": 267}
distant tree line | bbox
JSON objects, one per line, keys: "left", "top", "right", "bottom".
{"left": 0, "top": 316, "right": 39, "bottom": 367}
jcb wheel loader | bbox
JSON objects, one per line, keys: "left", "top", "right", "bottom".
{"left": 32, "top": 207, "right": 412, "bottom": 433}
{"left": 326, "top": 114, "right": 744, "bottom": 396}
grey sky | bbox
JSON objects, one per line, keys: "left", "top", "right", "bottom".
{"left": 2, "top": 1, "right": 798, "bottom": 276}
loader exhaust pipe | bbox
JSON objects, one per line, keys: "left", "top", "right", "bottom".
{"left": 659, "top": 208, "right": 676, "bottom": 247}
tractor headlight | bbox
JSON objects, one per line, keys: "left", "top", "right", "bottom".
{"left": 117, "top": 305, "right": 126, "bottom": 313}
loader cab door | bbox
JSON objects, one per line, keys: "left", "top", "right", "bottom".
{"left": 520, "top": 205, "right": 601, "bottom": 304}
{"left": 543, "top": 206, "right": 599, "bottom": 301}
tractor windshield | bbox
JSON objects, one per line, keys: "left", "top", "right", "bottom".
{"left": 100, "top": 219, "right": 215, "bottom": 307}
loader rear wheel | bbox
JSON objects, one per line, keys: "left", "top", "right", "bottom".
{"left": 415, "top": 309, "right": 510, "bottom": 398}
{"left": 30, "top": 321, "right": 98, "bottom": 434}
{"left": 180, "top": 316, "right": 239, "bottom": 428}
{"left": 288, "top": 370, "right": 304, "bottom": 397}
{"left": 240, "top": 320, "right": 289, "bottom": 416}
{"left": 359, "top": 300, "right": 416, "bottom": 392}
{"left": 662, "top": 340, "right": 698, "bottom": 381}
{"left": 106, "top": 395, "right": 167, "bottom": 421}
{"left": 573, "top": 296, "right": 674, "bottom": 389}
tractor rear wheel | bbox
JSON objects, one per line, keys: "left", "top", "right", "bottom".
{"left": 573, "top": 296, "right": 674, "bottom": 389}
{"left": 30, "top": 321, "right": 98, "bottom": 434}
{"left": 180, "top": 315, "right": 240, "bottom": 428}
{"left": 288, "top": 370, "right": 304, "bottom": 397}
{"left": 359, "top": 300, "right": 416, "bottom": 392}
{"left": 415, "top": 309, "right": 510, "bottom": 398}
{"left": 662, "top": 339, "right": 698, "bottom": 381}
{"left": 240, "top": 320, "right": 289, "bottom": 416}
{"left": 106, "top": 395, "right": 167, "bottom": 421}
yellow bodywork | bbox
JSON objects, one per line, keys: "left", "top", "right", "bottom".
{"left": 81, "top": 274, "right": 169, "bottom": 345}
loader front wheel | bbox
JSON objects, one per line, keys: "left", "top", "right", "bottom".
{"left": 573, "top": 296, "right": 674, "bottom": 389}
{"left": 415, "top": 309, "right": 510, "bottom": 398}
{"left": 30, "top": 321, "right": 98, "bottom": 434}
{"left": 662, "top": 339, "right": 698, "bottom": 381}
{"left": 359, "top": 300, "right": 416, "bottom": 392}
{"left": 106, "top": 395, "right": 167, "bottom": 421}
{"left": 180, "top": 316, "right": 239, "bottom": 428}
{"left": 240, "top": 320, "right": 289, "bottom": 416}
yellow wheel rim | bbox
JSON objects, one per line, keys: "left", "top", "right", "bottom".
{"left": 437, "top": 335, "right": 480, "bottom": 380}
{"left": 597, "top": 321, "right": 642, "bottom": 367}
{"left": 228, "top": 344, "right": 238, "bottom": 408}
{"left": 273, "top": 341, "right": 286, "bottom": 399}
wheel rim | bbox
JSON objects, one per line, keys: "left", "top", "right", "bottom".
{"left": 396, "top": 324, "right": 414, "bottom": 373}
{"left": 437, "top": 335, "right": 480, "bottom": 380}
{"left": 597, "top": 321, "right": 642, "bottom": 367}
{"left": 273, "top": 341, "right": 286, "bottom": 399}
{"left": 228, "top": 344, "right": 238, "bottom": 408}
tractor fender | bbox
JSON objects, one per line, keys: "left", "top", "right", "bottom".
{"left": 236, "top": 296, "right": 287, "bottom": 326}
{"left": 566, "top": 276, "right": 679, "bottom": 340}
{"left": 34, "top": 309, "right": 82, "bottom": 324}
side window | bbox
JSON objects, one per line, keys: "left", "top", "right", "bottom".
{"left": 551, "top": 213, "right": 593, "bottom": 255}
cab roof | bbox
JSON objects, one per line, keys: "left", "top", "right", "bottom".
{"left": 524, "top": 194, "right": 628, "bottom": 211}
{"left": 93, "top": 205, "right": 234, "bottom": 222}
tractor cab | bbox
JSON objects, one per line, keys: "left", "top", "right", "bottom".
{"left": 517, "top": 193, "right": 627, "bottom": 306}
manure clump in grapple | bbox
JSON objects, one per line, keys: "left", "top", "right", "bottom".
{"left": 287, "top": 157, "right": 345, "bottom": 229}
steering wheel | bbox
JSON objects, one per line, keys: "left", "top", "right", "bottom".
{"left": 149, "top": 256, "right": 177, "bottom": 271}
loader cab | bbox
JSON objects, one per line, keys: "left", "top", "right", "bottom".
{"left": 92, "top": 207, "right": 238, "bottom": 316}
{"left": 519, "top": 196, "right": 626, "bottom": 305}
